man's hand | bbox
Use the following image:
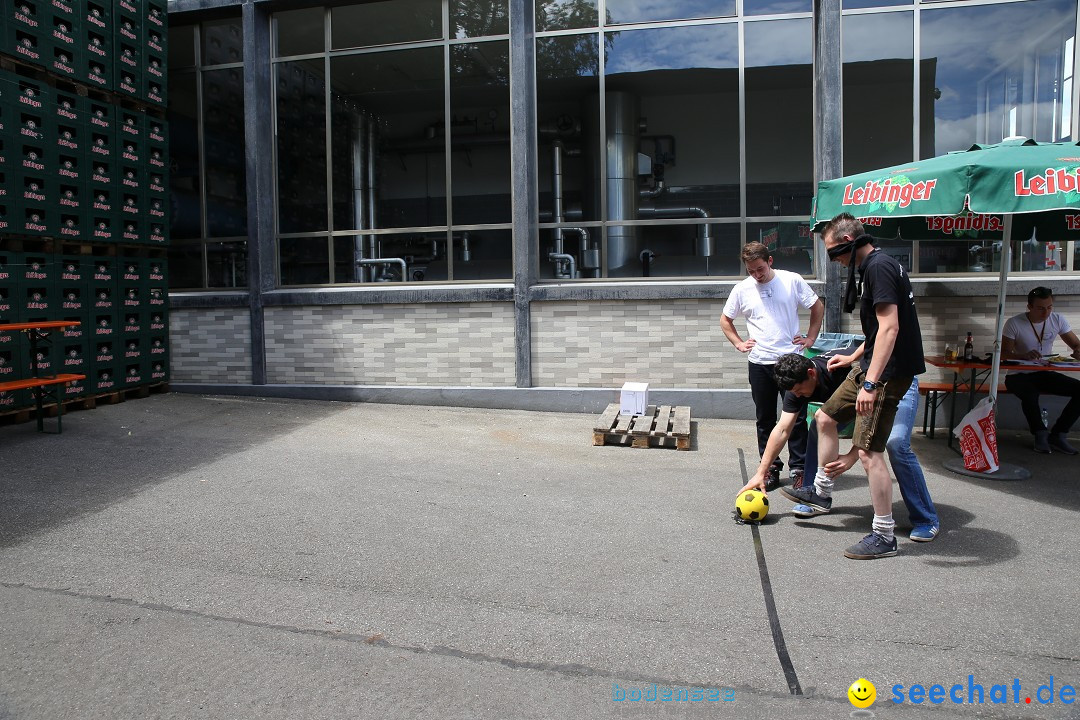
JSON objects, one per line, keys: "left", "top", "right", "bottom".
{"left": 824, "top": 447, "right": 859, "bottom": 477}
{"left": 856, "top": 387, "right": 876, "bottom": 416}
{"left": 736, "top": 339, "right": 757, "bottom": 353}
{"left": 1071, "top": 347, "right": 1080, "bottom": 361}
{"left": 793, "top": 333, "right": 814, "bottom": 351}
{"left": 738, "top": 473, "right": 767, "bottom": 495}
{"left": 826, "top": 354, "right": 855, "bottom": 372}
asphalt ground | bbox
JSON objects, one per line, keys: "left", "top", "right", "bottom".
{"left": 1, "top": 393, "right": 1079, "bottom": 720}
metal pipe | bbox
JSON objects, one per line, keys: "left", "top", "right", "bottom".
{"left": 639, "top": 179, "right": 665, "bottom": 198}
{"left": 552, "top": 140, "right": 565, "bottom": 254}
{"left": 548, "top": 252, "right": 576, "bottom": 279}
{"left": 366, "top": 118, "right": 378, "bottom": 278}
{"left": 637, "top": 205, "right": 713, "bottom": 257}
{"left": 357, "top": 257, "right": 407, "bottom": 282}
{"left": 351, "top": 111, "right": 369, "bottom": 282}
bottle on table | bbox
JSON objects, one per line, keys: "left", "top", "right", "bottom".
{"left": 964, "top": 332, "right": 974, "bottom": 361}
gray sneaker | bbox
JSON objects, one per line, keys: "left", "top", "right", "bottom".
{"left": 1034, "top": 430, "right": 1052, "bottom": 454}
{"left": 844, "top": 532, "right": 898, "bottom": 560}
{"left": 779, "top": 486, "right": 832, "bottom": 515}
{"left": 1049, "top": 433, "right": 1079, "bottom": 455}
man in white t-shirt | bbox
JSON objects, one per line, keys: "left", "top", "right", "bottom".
{"left": 721, "top": 242, "right": 824, "bottom": 489}
{"left": 1002, "top": 286, "right": 1080, "bottom": 454}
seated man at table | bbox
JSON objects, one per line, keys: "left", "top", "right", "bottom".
{"left": 1002, "top": 286, "right": 1080, "bottom": 455}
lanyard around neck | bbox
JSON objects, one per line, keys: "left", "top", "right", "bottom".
{"left": 1028, "top": 316, "right": 1047, "bottom": 349}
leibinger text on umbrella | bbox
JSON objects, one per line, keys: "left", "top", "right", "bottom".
{"left": 925, "top": 213, "right": 1003, "bottom": 234}
{"left": 1014, "top": 167, "right": 1080, "bottom": 196}
{"left": 842, "top": 178, "right": 937, "bottom": 209}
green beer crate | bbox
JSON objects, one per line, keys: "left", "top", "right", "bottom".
{"left": 59, "top": 338, "right": 88, "bottom": 375}
{"left": 120, "top": 307, "right": 144, "bottom": 337}
{"left": 91, "top": 362, "right": 118, "bottom": 394}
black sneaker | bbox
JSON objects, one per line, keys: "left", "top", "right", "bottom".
{"left": 789, "top": 468, "right": 805, "bottom": 489}
{"left": 765, "top": 466, "right": 782, "bottom": 492}
{"left": 844, "top": 532, "right": 898, "bottom": 560}
{"left": 1050, "top": 433, "right": 1079, "bottom": 455}
{"left": 779, "top": 485, "right": 832, "bottom": 515}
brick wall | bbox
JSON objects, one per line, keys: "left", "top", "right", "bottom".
{"left": 263, "top": 303, "right": 515, "bottom": 386}
{"left": 169, "top": 308, "right": 252, "bottom": 384}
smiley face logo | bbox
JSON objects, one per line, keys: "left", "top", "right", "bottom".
{"left": 848, "top": 678, "right": 876, "bottom": 708}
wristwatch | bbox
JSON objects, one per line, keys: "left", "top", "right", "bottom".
{"left": 862, "top": 380, "right": 883, "bottom": 392}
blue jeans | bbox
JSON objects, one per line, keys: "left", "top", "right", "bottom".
{"left": 804, "top": 379, "right": 939, "bottom": 528}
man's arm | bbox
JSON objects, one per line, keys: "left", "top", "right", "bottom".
{"left": 795, "top": 298, "right": 825, "bottom": 351}
{"left": 1061, "top": 330, "right": 1080, "bottom": 360}
{"left": 1002, "top": 333, "right": 1041, "bottom": 361}
{"left": 738, "top": 410, "right": 800, "bottom": 493}
{"left": 859, "top": 303, "right": 898, "bottom": 415}
{"left": 720, "top": 314, "right": 756, "bottom": 353}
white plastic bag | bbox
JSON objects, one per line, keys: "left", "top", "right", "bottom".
{"left": 952, "top": 397, "right": 999, "bottom": 473}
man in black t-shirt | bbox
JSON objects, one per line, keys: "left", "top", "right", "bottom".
{"left": 739, "top": 347, "right": 856, "bottom": 493}
{"left": 780, "top": 213, "right": 925, "bottom": 560}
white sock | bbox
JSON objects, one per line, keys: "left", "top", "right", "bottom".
{"left": 813, "top": 468, "right": 833, "bottom": 497}
{"left": 872, "top": 514, "right": 896, "bottom": 542}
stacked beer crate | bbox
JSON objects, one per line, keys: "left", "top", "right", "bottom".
{"left": 0, "top": 0, "right": 169, "bottom": 414}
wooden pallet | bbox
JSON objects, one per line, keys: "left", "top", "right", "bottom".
{"left": 592, "top": 403, "right": 691, "bottom": 450}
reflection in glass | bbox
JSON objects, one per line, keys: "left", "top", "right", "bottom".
{"left": 168, "top": 240, "right": 203, "bottom": 289}
{"left": 918, "top": 240, "right": 997, "bottom": 274}
{"left": 331, "top": 1, "right": 441, "bottom": 49}
{"left": 280, "top": 236, "right": 330, "bottom": 286}
{"left": 536, "top": 0, "right": 600, "bottom": 32}
{"left": 745, "top": 18, "right": 813, "bottom": 216}
{"left": 169, "top": 25, "right": 195, "bottom": 68}
{"left": 744, "top": 0, "right": 812, "bottom": 15}
{"left": 207, "top": 241, "right": 247, "bottom": 288}
{"left": 1015, "top": 237, "right": 1066, "bottom": 273}
{"left": 450, "top": 42, "right": 511, "bottom": 225}
{"left": 920, "top": 0, "right": 1076, "bottom": 157}
{"left": 451, "top": 0, "right": 508, "bottom": 38}
{"left": 274, "top": 8, "right": 324, "bottom": 57}
{"left": 537, "top": 34, "right": 599, "bottom": 234}
{"left": 842, "top": 12, "right": 913, "bottom": 174}
{"left": 277, "top": 60, "right": 328, "bottom": 234}
{"left": 452, "top": 229, "right": 511, "bottom": 280}
{"left": 606, "top": 0, "right": 733, "bottom": 25}
{"left": 597, "top": 24, "right": 740, "bottom": 276}
{"left": 746, "top": 221, "right": 814, "bottom": 275}
{"left": 330, "top": 48, "right": 445, "bottom": 230}
{"left": 844, "top": 0, "right": 909, "bottom": 7}
{"left": 201, "top": 18, "right": 243, "bottom": 65}
{"left": 606, "top": 223, "right": 741, "bottom": 278}
{"left": 167, "top": 71, "right": 199, "bottom": 240}
{"left": 203, "top": 69, "right": 247, "bottom": 237}
{"left": 335, "top": 232, "right": 448, "bottom": 283}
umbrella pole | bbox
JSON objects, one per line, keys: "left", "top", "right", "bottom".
{"left": 988, "top": 215, "right": 1012, "bottom": 405}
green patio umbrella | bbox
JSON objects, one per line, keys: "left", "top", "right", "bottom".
{"left": 810, "top": 137, "right": 1080, "bottom": 405}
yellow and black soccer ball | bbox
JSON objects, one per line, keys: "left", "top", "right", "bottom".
{"left": 735, "top": 490, "right": 769, "bottom": 523}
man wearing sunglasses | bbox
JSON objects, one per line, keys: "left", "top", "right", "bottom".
{"left": 1001, "top": 286, "right": 1080, "bottom": 454}
{"left": 780, "top": 213, "right": 925, "bottom": 559}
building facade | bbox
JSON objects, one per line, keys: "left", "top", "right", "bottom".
{"left": 165, "top": 0, "right": 1080, "bottom": 417}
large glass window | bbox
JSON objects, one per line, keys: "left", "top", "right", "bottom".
{"left": 920, "top": 0, "right": 1076, "bottom": 157}
{"left": 331, "top": 1, "right": 442, "bottom": 49}
{"left": 167, "top": 19, "right": 247, "bottom": 290}
{"left": 744, "top": 18, "right": 813, "bottom": 218}
{"left": 606, "top": 0, "right": 735, "bottom": 25}
{"left": 600, "top": 24, "right": 740, "bottom": 278}
{"left": 276, "top": 59, "right": 328, "bottom": 235}
{"left": 842, "top": 12, "right": 913, "bottom": 174}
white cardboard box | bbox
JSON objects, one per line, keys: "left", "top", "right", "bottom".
{"left": 620, "top": 382, "right": 649, "bottom": 415}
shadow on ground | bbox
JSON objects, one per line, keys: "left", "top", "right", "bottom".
{"left": 0, "top": 394, "right": 348, "bottom": 548}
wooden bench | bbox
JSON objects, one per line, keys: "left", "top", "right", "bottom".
{"left": 920, "top": 380, "right": 1008, "bottom": 438}
{"left": 0, "top": 321, "right": 86, "bottom": 433}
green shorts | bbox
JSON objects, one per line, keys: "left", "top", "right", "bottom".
{"left": 818, "top": 368, "right": 914, "bottom": 453}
